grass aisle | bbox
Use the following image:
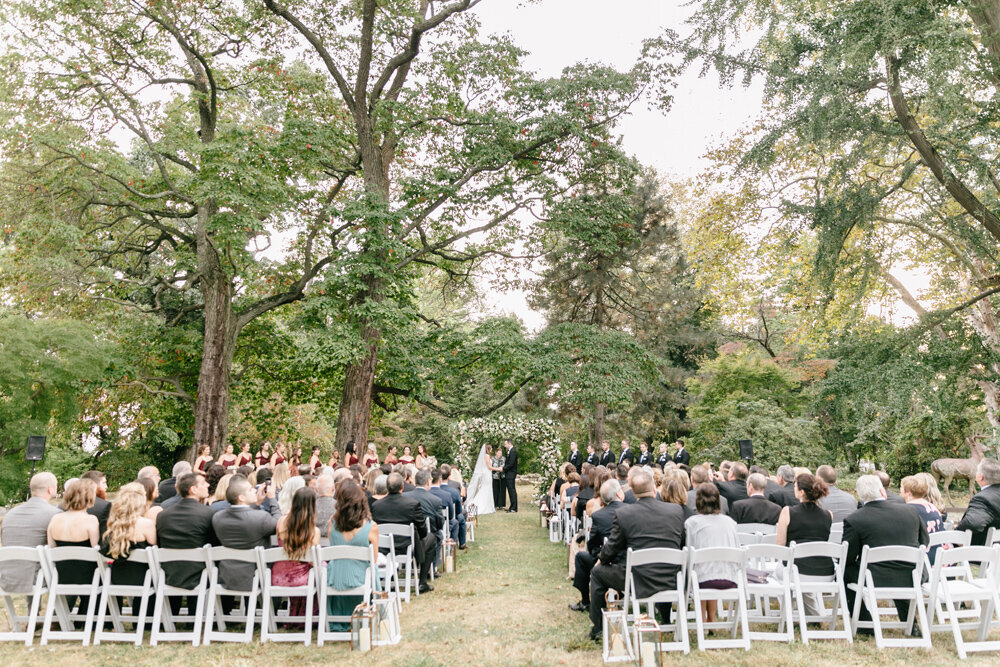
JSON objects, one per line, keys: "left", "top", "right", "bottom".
{"left": 1, "top": 485, "right": 985, "bottom": 665}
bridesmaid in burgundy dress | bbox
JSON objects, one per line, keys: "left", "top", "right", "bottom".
{"left": 309, "top": 446, "right": 323, "bottom": 474}
{"left": 236, "top": 441, "right": 254, "bottom": 468}
{"left": 271, "top": 442, "right": 288, "bottom": 468}
{"left": 256, "top": 442, "right": 272, "bottom": 468}
{"left": 273, "top": 487, "right": 320, "bottom": 623}
{"left": 193, "top": 445, "right": 213, "bottom": 473}
{"left": 344, "top": 441, "right": 360, "bottom": 467}
{"left": 218, "top": 443, "right": 238, "bottom": 470}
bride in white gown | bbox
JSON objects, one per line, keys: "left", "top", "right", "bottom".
{"left": 465, "top": 444, "right": 495, "bottom": 515}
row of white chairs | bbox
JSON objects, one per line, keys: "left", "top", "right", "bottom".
{"left": 617, "top": 531, "right": 1000, "bottom": 658}
{"left": 0, "top": 542, "right": 387, "bottom": 647}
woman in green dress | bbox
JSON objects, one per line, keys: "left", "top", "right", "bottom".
{"left": 326, "top": 479, "right": 379, "bottom": 630}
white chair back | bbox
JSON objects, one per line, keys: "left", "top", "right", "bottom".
{"left": 257, "top": 546, "right": 316, "bottom": 645}
{"left": 40, "top": 545, "right": 103, "bottom": 646}
{"left": 0, "top": 546, "right": 48, "bottom": 645}
{"left": 203, "top": 546, "right": 261, "bottom": 645}
{"left": 314, "top": 545, "right": 376, "bottom": 646}
{"left": 148, "top": 546, "right": 210, "bottom": 647}
{"left": 94, "top": 547, "right": 154, "bottom": 646}
{"left": 688, "top": 547, "right": 750, "bottom": 651}
{"left": 787, "top": 540, "right": 852, "bottom": 644}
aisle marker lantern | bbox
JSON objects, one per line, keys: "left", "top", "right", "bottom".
{"left": 602, "top": 590, "right": 634, "bottom": 662}
{"left": 351, "top": 603, "right": 374, "bottom": 653}
{"left": 372, "top": 591, "right": 401, "bottom": 646}
{"left": 635, "top": 615, "right": 663, "bottom": 667}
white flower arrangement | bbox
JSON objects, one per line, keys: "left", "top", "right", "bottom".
{"left": 451, "top": 416, "right": 562, "bottom": 493}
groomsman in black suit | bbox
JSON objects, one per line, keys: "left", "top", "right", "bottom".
{"left": 671, "top": 439, "right": 690, "bottom": 466}
{"left": 503, "top": 440, "right": 519, "bottom": 512}
{"left": 585, "top": 443, "right": 600, "bottom": 467}
{"left": 568, "top": 441, "right": 583, "bottom": 474}
{"left": 637, "top": 442, "right": 652, "bottom": 466}
{"left": 617, "top": 440, "right": 634, "bottom": 467}
{"left": 588, "top": 469, "right": 685, "bottom": 641}
{"left": 599, "top": 440, "right": 614, "bottom": 467}
{"left": 656, "top": 443, "right": 669, "bottom": 468}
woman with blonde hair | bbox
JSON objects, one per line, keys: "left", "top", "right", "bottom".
{"left": 915, "top": 472, "right": 947, "bottom": 515}
{"left": 901, "top": 474, "right": 944, "bottom": 560}
{"left": 272, "top": 462, "right": 291, "bottom": 492}
{"left": 101, "top": 483, "right": 157, "bottom": 586}
{"left": 211, "top": 473, "right": 234, "bottom": 511}
{"left": 364, "top": 466, "right": 383, "bottom": 491}
{"left": 660, "top": 478, "right": 692, "bottom": 518}
{"left": 278, "top": 476, "right": 306, "bottom": 516}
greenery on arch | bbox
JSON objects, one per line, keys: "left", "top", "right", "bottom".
{"left": 452, "top": 416, "right": 562, "bottom": 489}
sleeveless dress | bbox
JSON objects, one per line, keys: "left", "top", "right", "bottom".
{"left": 273, "top": 453, "right": 287, "bottom": 466}
{"left": 326, "top": 521, "right": 377, "bottom": 630}
{"left": 100, "top": 539, "right": 151, "bottom": 586}
{"left": 312, "top": 457, "right": 323, "bottom": 474}
{"left": 346, "top": 454, "right": 360, "bottom": 467}
{"left": 196, "top": 458, "right": 210, "bottom": 472}
{"left": 219, "top": 456, "right": 237, "bottom": 470}
{"left": 54, "top": 538, "right": 97, "bottom": 620}
{"left": 364, "top": 456, "right": 379, "bottom": 469}
{"left": 237, "top": 452, "right": 253, "bottom": 468}
{"left": 787, "top": 502, "right": 833, "bottom": 576}
{"left": 273, "top": 537, "right": 315, "bottom": 622}
{"left": 256, "top": 452, "right": 270, "bottom": 467}
{"left": 398, "top": 456, "right": 413, "bottom": 466}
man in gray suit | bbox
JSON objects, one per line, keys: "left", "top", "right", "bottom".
{"left": 211, "top": 476, "right": 280, "bottom": 593}
{"left": 686, "top": 465, "right": 728, "bottom": 515}
{"left": 0, "top": 472, "right": 59, "bottom": 593}
{"left": 315, "top": 475, "right": 336, "bottom": 538}
{"left": 816, "top": 465, "right": 857, "bottom": 522}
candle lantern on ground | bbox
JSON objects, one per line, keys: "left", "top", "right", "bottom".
{"left": 635, "top": 615, "right": 662, "bottom": 667}
{"left": 351, "top": 603, "right": 374, "bottom": 653}
{"left": 444, "top": 538, "right": 457, "bottom": 573}
{"left": 372, "top": 590, "right": 401, "bottom": 646}
{"left": 602, "top": 590, "right": 634, "bottom": 662}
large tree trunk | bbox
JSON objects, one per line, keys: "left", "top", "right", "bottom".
{"left": 591, "top": 402, "right": 607, "bottom": 448}
{"left": 334, "top": 319, "right": 381, "bottom": 452}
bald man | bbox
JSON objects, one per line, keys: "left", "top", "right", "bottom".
{"left": 0, "top": 472, "right": 60, "bottom": 592}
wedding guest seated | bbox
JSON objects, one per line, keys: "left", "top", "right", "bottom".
{"left": 560, "top": 472, "right": 581, "bottom": 509}
{"left": 407, "top": 469, "right": 445, "bottom": 568}
{"left": 0, "top": 472, "right": 59, "bottom": 594}
{"left": 212, "top": 477, "right": 280, "bottom": 604}
{"left": 767, "top": 465, "right": 799, "bottom": 508}
{"left": 274, "top": 487, "right": 321, "bottom": 622}
{"left": 844, "top": 474, "right": 928, "bottom": 632}
{"left": 81, "top": 470, "right": 112, "bottom": 539}
{"left": 901, "top": 474, "right": 944, "bottom": 561}
{"left": 371, "top": 473, "right": 437, "bottom": 593}
{"left": 730, "top": 473, "right": 782, "bottom": 525}
{"left": 660, "top": 477, "right": 692, "bottom": 519}
{"left": 443, "top": 464, "right": 465, "bottom": 498}
{"left": 572, "top": 473, "right": 595, "bottom": 520}
{"left": 916, "top": 472, "right": 948, "bottom": 521}
{"left": 156, "top": 472, "right": 217, "bottom": 614}
{"left": 297, "top": 464, "right": 313, "bottom": 477}
{"left": 715, "top": 462, "right": 749, "bottom": 512}
{"left": 430, "top": 468, "right": 466, "bottom": 549}
{"left": 687, "top": 465, "right": 729, "bottom": 515}
{"left": 401, "top": 466, "right": 416, "bottom": 493}
{"left": 570, "top": 480, "right": 624, "bottom": 613}
{"left": 957, "top": 458, "right": 1000, "bottom": 545}
{"left": 46, "top": 478, "right": 100, "bottom": 620}
{"left": 588, "top": 470, "right": 684, "bottom": 642}
{"left": 272, "top": 463, "right": 291, "bottom": 492}
{"left": 776, "top": 473, "right": 832, "bottom": 616}
{"left": 618, "top": 464, "right": 638, "bottom": 504}
{"left": 816, "top": 465, "right": 857, "bottom": 522}
{"left": 205, "top": 464, "right": 227, "bottom": 498}
{"left": 157, "top": 461, "right": 191, "bottom": 507}
{"left": 326, "top": 480, "right": 379, "bottom": 630}
{"left": 316, "top": 475, "right": 336, "bottom": 538}
{"left": 210, "top": 473, "right": 234, "bottom": 511}
{"left": 137, "top": 476, "right": 162, "bottom": 522}
{"left": 101, "top": 483, "right": 157, "bottom": 588}
{"left": 372, "top": 475, "right": 388, "bottom": 501}
{"left": 279, "top": 477, "right": 306, "bottom": 516}
{"left": 137, "top": 466, "right": 161, "bottom": 487}
{"left": 685, "top": 484, "right": 739, "bottom": 624}
{"left": 876, "top": 470, "right": 905, "bottom": 504}
{"left": 585, "top": 468, "right": 613, "bottom": 517}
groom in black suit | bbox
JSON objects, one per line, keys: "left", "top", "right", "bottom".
{"left": 503, "top": 439, "right": 518, "bottom": 513}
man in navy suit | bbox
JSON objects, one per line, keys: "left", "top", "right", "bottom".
{"left": 430, "top": 468, "right": 466, "bottom": 549}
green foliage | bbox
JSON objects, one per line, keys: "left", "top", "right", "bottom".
{"left": 41, "top": 443, "right": 93, "bottom": 486}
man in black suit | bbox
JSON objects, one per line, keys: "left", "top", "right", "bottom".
{"left": 503, "top": 440, "right": 519, "bottom": 512}
{"left": 617, "top": 440, "right": 634, "bottom": 467}
{"left": 156, "top": 472, "right": 219, "bottom": 614}
{"left": 957, "top": 458, "right": 1000, "bottom": 545}
{"left": 570, "top": 479, "right": 624, "bottom": 613}
{"left": 730, "top": 473, "right": 782, "bottom": 524}
{"left": 656, "top": 442, "right": 670, "bottom": 468}
{"left": 81, "top": 470, "right": 112, "bottom": 539}
{"left": 844, "top": 474, "right": 928, "bottom": 630}
{"left": 585, "top": 443, "right": 600, "bottom": 467}
{"left": 751, "top": 465, "right": 784, "bottom": 504}
{"left": 568, "top": 441, "right": 584, "bottom": 474}
{"left": 637, "top": 442, "right": 652, "bottom": 466}
{"left": 599, "top": 440, "right": 614, "bottom": 467}
{"left": 588, "top": 469, "right": 685, "bottom": 642}
{"left": 767, "top": 465, "right": 799, "bottom": 508}
{"left": 876, "top": 470, "right": 906, "bottom": 504}
{"left": 156, "top": 461, "right": 192, "bottom": 506}
{"left": 671, "top": 439, "right": 690, "bottom": 466}
{"left": 372, "top": 473, "right": 438, "bottom": 593}
{"left": 406, "top": 469, "right": 445, "bottom": 568}
{"left": 715, "top": 461, "right": 749, "bottom": 513}
{"left": 430, "top": 468, "right": 466, "bottom": 549}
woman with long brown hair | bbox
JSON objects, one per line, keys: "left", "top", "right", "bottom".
{"left": 273, "top": 487, "right": 321, "bottom": 621}
{"left": 326, "top": 480, "right": 379, "bottom": 630}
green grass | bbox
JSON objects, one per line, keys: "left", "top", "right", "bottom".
{"left": 0, "top": 485, "right": 995, "bottom": 665}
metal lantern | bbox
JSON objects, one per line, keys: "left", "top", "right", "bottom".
{"left": 350, "top": 603, "right": 374, "bottom": 653}
{"left": 602, "top": 590, "right": 634, "bottom": 663}
{"left": 372, "top": 591, "right": 401, "bottom": 646}
{"left": 635, "top": 615, "right": 663, "bottom": 667}
{"left": 444, "top": 538, "right": 457, "bottom": 573}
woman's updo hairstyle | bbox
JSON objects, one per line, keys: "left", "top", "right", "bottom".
{"left": 795, "top": 473, "right": 828, "bottom": 503}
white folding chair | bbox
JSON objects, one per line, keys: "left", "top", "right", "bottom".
{"left": 985, "top": 526, "right": 1000, "bottom": 548}
{"left": 257, "top": 547, "right": 315, "bottom": 644}
{"left": 688, "top": 547, "right": 750, "bottom": 650}
{"left": 93, "top": 547, "right": 154, "bottom": 645}
{"left": 744, "top": 544, "right": 794, "bottom": 642}
{"left": 788, "top": 540, "right": 852, "bottom": 644}
{"left": 758, "top": 533, "right": 778, "bottom": 545}
{"left": 314, "top": 545, "right": 375, "bottom": 646}
{"left": 737, "top": 533, "right": 760, "bottom": 547}
{"left": 149, "top": 546, "right": 209, "bottom": 646}
{"left": 848, "top": 544, "right": 931, "bottom": 648}
{"left": 0, "top": 545, "right": 49, "bottom": 645}
{"left": 466, "top": 504, "right": 477, "bottom": 543}
{"left": 624, "top": 547, "right": 689, "bottom": 655}
{"left": 378, "top": 524, "right": 417, "bottom": 602}
{"left": 203, "top": 546, "right": 260, "bottom": 644}
{"left": 737, "top": 523, "right": 776, "bottom": 535}
{"left": 376, "top": 535, "right": 402, "bottom": 614}
{"left": 922, "top": 545, "right": 1000, "bottom": 659}
{"left": 40, "top": 545, "right": 102, "bottom": 645}
{"left": 828, "top": 523, "right": 843, "bottom": 545}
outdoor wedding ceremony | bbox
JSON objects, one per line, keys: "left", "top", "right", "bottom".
{"left": 3, "top": 0, "right": 1000, "bottom": 664}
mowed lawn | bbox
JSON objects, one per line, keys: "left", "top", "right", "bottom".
{"left": 0, "top": 485, "right": 994, "bottom": 666}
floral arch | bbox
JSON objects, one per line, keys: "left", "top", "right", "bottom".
{"left": 452, "top": 415, "right": 562, "bottom": 488}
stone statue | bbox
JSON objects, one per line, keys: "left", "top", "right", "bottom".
{"left": 931, "top": 435, "right": 986, "bottom": 507}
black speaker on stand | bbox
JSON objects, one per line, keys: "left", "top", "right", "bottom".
{"left": 24, "top": 436, "right": 46, "bottom": 501}
{"left": 738, "top": 438, "right": 753, "bottom": 462}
